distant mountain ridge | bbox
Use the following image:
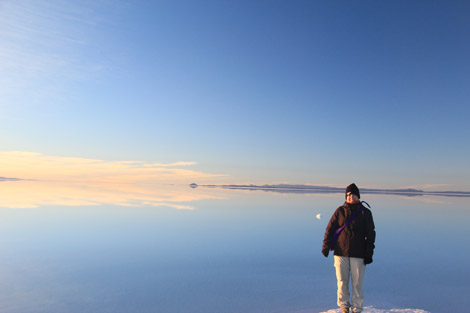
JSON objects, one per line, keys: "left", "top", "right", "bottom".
{"left": 0, "top": 177, "right": 23, "bottom": 181}
{"left": 190, "top": 183, "right": 470, "bottom": 197}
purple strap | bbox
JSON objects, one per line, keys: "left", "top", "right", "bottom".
{"left": 329, "top": 201, "right": 370, "bottom": 251}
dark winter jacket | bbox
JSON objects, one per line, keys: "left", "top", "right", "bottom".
{"left": 322, "top": 202, "right": 375, "bottom": 259}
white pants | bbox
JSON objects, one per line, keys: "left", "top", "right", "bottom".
{"left": 334, "top": 256, "right": 366, "bottom": 313}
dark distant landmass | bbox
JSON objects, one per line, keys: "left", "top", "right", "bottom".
{"left": 189, "top": 183, "right": 470, "bottom": 197}
{"left": 0, "top": 177, "right": 23, "bottom": 181}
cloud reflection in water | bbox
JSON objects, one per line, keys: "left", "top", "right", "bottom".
{"left": 0, "top": 181, "right": 225, "bottom": 210}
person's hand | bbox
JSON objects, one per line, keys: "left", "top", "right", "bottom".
{"left": 322, "top": 247, "right": 329, "bottom": 258}
{"left": 364, "top": 257, "right": 373, "bottom": 265}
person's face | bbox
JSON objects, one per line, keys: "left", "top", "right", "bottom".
{"left": 346, "top": 192, "right": 359, "bottom": 204}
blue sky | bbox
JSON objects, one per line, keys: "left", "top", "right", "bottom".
{"left": 1, "top": 0, "right": 469, "bottom": 190}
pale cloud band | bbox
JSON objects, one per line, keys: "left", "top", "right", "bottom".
{"left": 0, "top": 151, "right": 227, "bottom": 209}
{"left": 0, "top": 151, "right": 226, "bottom": 183}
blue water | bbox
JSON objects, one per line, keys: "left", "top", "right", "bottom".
{"left": 0, "top": 186, "right": 468, "bottom": 313}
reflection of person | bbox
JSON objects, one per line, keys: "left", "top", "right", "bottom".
{"left": 322, "top": 183, "right": 376, "bottom": 313}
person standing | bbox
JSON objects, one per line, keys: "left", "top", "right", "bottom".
{"left": 322, "top": 183, "right": 376, "bottom": 313}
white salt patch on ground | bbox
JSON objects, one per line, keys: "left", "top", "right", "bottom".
{"left": 319, "top": 306, "right": 430, "bottom": 313}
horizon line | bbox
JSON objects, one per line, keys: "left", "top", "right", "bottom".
{"left": 190, "top": 183, "right": 470, "bottom": 198}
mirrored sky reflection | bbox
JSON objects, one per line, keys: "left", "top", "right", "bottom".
{"left": 0, "top": 180, "right": 222, "bottom": 210}
{"left": 0, "top": 185, "right": 469, "bottom": 313}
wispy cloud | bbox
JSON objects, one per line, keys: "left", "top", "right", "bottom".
{"left": 145, "top": 161, "right": 198, "bottom": 167}
{"left": 0, "top": 151, "right": 226, "bottom": 183}
{"left": 0, "top": 0, "right": 110, "bottom": 107}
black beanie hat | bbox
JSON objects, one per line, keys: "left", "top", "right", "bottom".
{"left": 346, "top": 183, "right": 360, "bottom": 199}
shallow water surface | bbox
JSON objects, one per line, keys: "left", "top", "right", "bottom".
{"left": 0, "top": 182, "right": 468, "bottom": 313}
